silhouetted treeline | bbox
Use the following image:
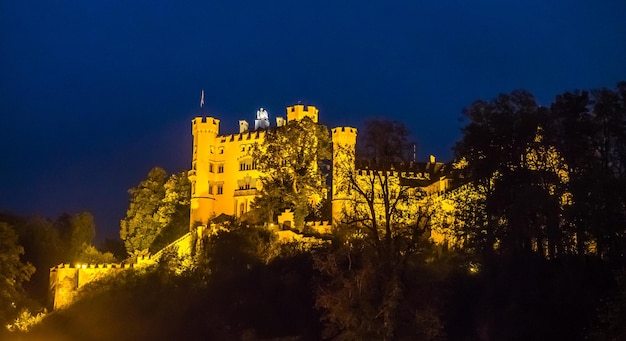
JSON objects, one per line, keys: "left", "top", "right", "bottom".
{"left": 455, "top": 83, "right": 626, "bottom": 264}
{"left": 0, "top": 212, "right": 123, "bottom": 316}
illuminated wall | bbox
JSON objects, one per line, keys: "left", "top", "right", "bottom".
{"left": 49, "top": 262, "right": 137, "bottom": 310}
{"left": 189, "top": 105, "right": 328, "bottom": 227}
{"left": 188, "top": 103, "right": 456, "bottom": 234}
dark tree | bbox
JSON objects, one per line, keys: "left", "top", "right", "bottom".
{"left": 0, "top": 222, "right": 35, "bottom": 327}
{"left": 317, "top": 119, "right": 444, "bottom": 340}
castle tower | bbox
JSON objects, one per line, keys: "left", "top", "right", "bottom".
{"left": 331, "top": 126, "right": 358, "bottom": 224}
{"left": 189, "top": 116, "right": 220, "bottom": 227}
{"left": 287, "top": 104, "right": 318, "bottom": 123}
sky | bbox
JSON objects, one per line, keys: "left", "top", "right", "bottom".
{"left": 1, "top": 0, "right": 625, "bottom": 241}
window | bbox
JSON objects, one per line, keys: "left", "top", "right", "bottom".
{"left": 238, "top": 176, "right": 254, "bottom": 190}
{"left": 239, "top": 159, "right": 253, "bottom": 171}
{"left": 218, "top": 164, "right": 224, "bottom": 173}
{"left": 217, "top": 184, "right": 223, "bottom": 195}
{"left": 219, "top": 147, "right": 224, "bottom": 154}
{"left": 209, "top": 163, "right": 214, "bottom": 173}
{"left": 208, "top": 184, "right": 213, "bottom": 195}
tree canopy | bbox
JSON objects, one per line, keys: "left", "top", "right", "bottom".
{"left": 0, "top": 222, "right": 35, "bottom": 327}
{"left": 454, "top": 83, "right": 626, "bottom": 263}
{"left": 252, "top": 116, "right": 331, "bottom": 227}
{"left": 120, "top": 167, "right": 191, "bottom": 255}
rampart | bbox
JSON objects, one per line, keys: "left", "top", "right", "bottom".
{"left": 49, "top": 262, "right": 135, "bottom": 310}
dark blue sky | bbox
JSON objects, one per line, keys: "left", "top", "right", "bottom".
{"left": 1, "top": 1, "right": 625, "bottom": 241}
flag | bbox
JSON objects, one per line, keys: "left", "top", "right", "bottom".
{"left": 200, "top": 90, "right": 205, "bottom": 108}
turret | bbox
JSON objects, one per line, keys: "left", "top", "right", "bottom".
{"left": 286, "top": 104, "right": 319, "bottom": 123}
{"left": 189, "top": 117, "right": 220, "bottom": 228}
{"left": 331, "top": 126, "right": 358, "bottom": 223}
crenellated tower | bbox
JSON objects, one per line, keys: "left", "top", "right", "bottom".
{"left": 189, "top": 116, "right": 220, "bottom": 227}
{"left": 287, "top": 104, "right": 319, "bottom": 123}
{"left": 331, "top": 126, "right": 358, "bottom": 223}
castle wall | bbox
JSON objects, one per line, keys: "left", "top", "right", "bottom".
{"left": 190, "top": 105, "right": 325, "bottom": 227}
{"left": 188, "top": 103, "right": 458, "bottom": 246}
{"left": 190, "top": 116, "right": 267, "bottom": 226}
{"left": 49, "top": 263, "right": 134, "bottom": 310}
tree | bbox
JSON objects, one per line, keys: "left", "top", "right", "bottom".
{"left": 335, "top": 119, "right": 426, "bottom": 260}
{"left": 68, "top": 212, "right": 96, "bottom": 261}
{"left": 120, "top": 168, "right": 191, "bottom": 255}
{"left": 555, "top": 84, "right": 626, "bottom": 263}
{"left": 452, "top": 90, "right": 571, "bottom": 258}
{"left": 453, "top": 83, "right": 626, "bottom": 264}
{"left": 252, "top": 116, "right": 331, "bottom": 227}
{"left": 120, "top": 167, "right": 168, "bottom": 254}
{"left": 0, "top": 222, "right": 35, "bottom": 327}
{"left": 358, "top": 118, "right": 412, "bottom": 166}
{"left": 150, "top": 171, "right": 191, "bottom": 251}
{"left": 316, "top": 119, "right": 443, "bottom": 340}
{"left": 249, "top": 177, "right": 291, "bottom": 225}
{"left": 74, "top": 245, "right": 117, "bottom": 264}
{"left": 12, "top": 216, "right": 64, "bottom": 304}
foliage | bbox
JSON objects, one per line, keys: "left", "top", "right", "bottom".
{"left": 120, "top": 168, "right": 191, "bottom": 255}
{"left": 453, "top": 85, "right": 626, "bottom": 262}
{"left": 358, "top": 118, "right": 413, "bottom": 166}
{"left": 0, "top": 222, "right": 35, "bottom": 328}
{"left": 202, "top": 225, "right": 281, "bottom": 276}
{"left": 314, "top": 236, "right": 449, "bottom": 341}
{"left": 335, "top": 119, "right": 428, "bottom": 259}
{"left": 317, "top": 119, "right": 443, "bottom": 340}
{"left": 19, "top": 229, "right": 321, "bottom": 341}
{"left": 120, "top": 167, "right": 168, "bottom": 254}
{"left": 54, "top": 211, "right": 97, "bottom": 262}
{"left": 99, "top": 238, "right": 126, "bottom": 260}
{"left": 6, "top": 309, "right": 46, "bottom": 333}
{"left": 8, "top": 215, "right": 64, "bottom": 305}
{"left": 74, "top": 245, "right": 117, "bottom": 264}
{"left": 252, "top": 116, "right": 331, "bottom": 227}
{"left": 586, "top": 269, "right": 626, "bottom": 340}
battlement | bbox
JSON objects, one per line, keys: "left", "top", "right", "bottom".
{"left": 331, "top": 126, "right": 358, "bottom": 145}
{"left": 305, "top": 220, "right": 332, "bottom": 234}
{"left": 287, "top": 104, "right": 319, "bottom": 123}
{"left": 331, "top": 126, "right": 358, "bottom": 135}
{"left": 192, "top": 117, "right": 220, "bottom": 135}
{"left": 50, "top": 262, "right": 134, "bottom": 270}
{"left": 217, "top": 129, "right": 267, "bottom": 144}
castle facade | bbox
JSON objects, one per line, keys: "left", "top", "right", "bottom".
{"left": 188, "top": 103, "right": 454, "bottom": 228}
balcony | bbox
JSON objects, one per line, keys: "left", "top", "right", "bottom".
{"left": 234, "top": 188, "right": 257, "bottom": 197}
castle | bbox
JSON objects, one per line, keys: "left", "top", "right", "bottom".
{"left": 188, "top": 103, "right": 454, "bottom": 227}
{"left": 50, "top": 103, "right": 458, "bottom": 310}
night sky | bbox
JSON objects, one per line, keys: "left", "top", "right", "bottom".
{"left": 1, "top": 1, "right": 625, "bottom": 241}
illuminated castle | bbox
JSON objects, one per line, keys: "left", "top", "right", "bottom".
{"left": 50, "top": 103, "right": 456, "bottom": 310}
{"left": 188, "top": 103, "right": 454, "bottom": 228}
{"left": 188, "top": 104, "right": 325, "bottom": 225}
